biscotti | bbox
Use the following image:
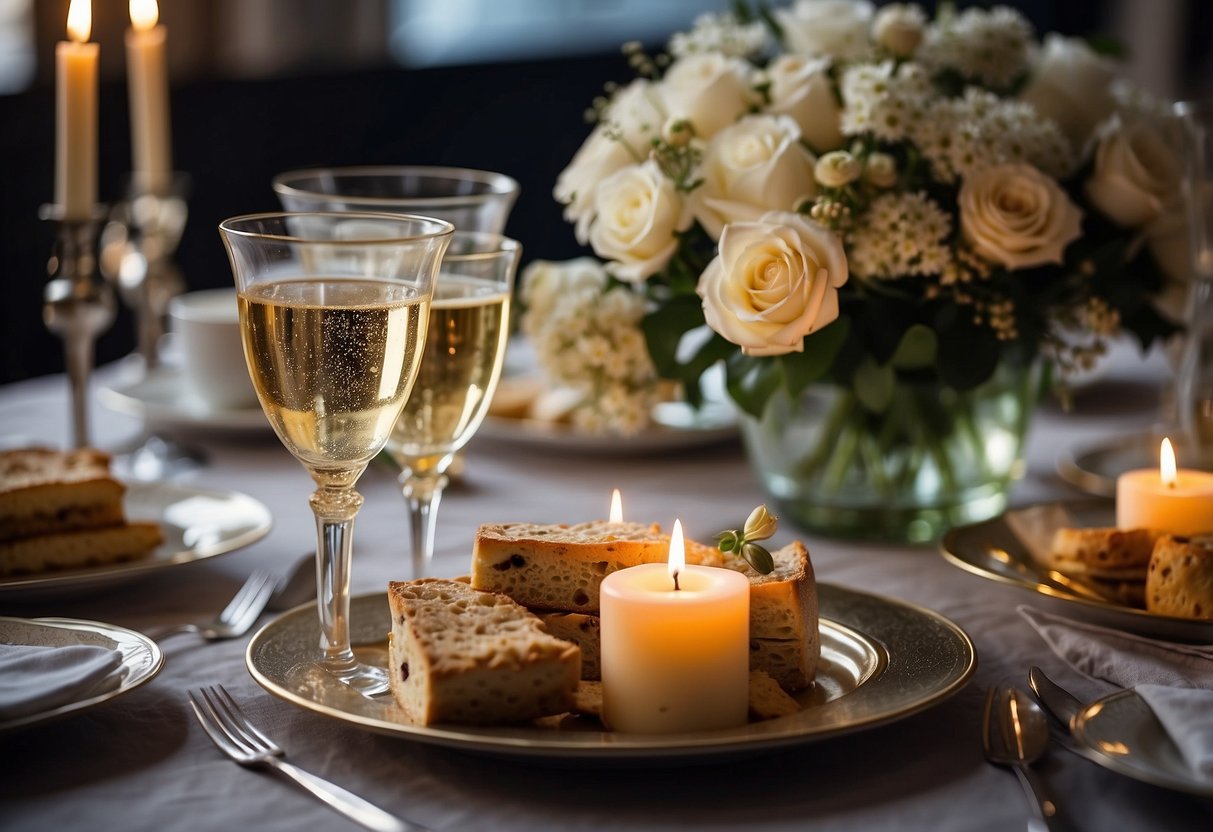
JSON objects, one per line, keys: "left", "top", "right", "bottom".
{"left": 0, "top": 522, "right": 164, "bottom": 576}
{"left": 387, "top": 579, "right": 581, "bottom": 725}
{"left": 0, "top": 448, "right": 126, "bottom": 542}
{"left": 1146, "top": 535, "right": 1213, "bottom": 619}
{"left": 1047, "top": 527, "right": 1163, "bottom": 578}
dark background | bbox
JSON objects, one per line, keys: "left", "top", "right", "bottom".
{"left": 1, "top": 1, "right": 1207, "bottom": 385}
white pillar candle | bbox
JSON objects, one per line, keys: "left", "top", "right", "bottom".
{"left": 126, "top": 0, "right": 172, "bottom": 194}
{"left": 600, "top": 520, "right": 750, "bottom": 734}
{"left": 1117, "top": 438, "right": 1213, "bottom": 535}
{"left": 55, "top": 0, "right": 98, "bottom": 220}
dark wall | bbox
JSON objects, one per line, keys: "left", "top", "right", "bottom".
{"left": 0, "top": 53, "right": 626, "bottom": 384}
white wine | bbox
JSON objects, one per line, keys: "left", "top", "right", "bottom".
{"left": 239, "top": 278, "right": 427, "bottom": 470}
{"left": 386, "top": 274, "right": 510, "bottom": 474}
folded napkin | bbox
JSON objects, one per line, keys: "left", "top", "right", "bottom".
{"left": 0, "top": 642, "right": 124, "bottom": 720}
{"left": 1018, "top": 606, "right": 1213, "bottom": 779}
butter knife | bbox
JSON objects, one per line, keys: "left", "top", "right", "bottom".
{"left": 1028, "top": 666, "right": 1108, "bottom": 764}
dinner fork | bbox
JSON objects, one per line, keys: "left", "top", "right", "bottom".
{"left": 152, "top": 569, "right": 276, "bottom": 641}
{"left": 188, "top": 686, "right": 420, "bottom": 832}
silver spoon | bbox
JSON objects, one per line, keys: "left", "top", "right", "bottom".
{"left": 983, "top": 687, "right": 1069, "bottom": 832}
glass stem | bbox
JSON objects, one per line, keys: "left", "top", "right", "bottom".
{"left": 403, "top": 473, "right": 448, "bottom": 578}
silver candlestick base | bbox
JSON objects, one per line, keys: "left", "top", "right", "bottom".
{"left": 40, "top": 204, "right": 115, "bottom": 449}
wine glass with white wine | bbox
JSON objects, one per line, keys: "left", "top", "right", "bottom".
{"left": 219, "top": 211, "right": 452, "bottom": 694}
{"left": 382, "top": 232, "right": 520, "bottom": 576}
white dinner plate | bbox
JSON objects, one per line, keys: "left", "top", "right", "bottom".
{"left": 0, "top": 616, "right": 164, "bottom": 733}
{"left": 247, "top": 584, "right": 975, "bottom": 762}
{"left": 1073, "top": 688, "right": 1213, "bottom": 797}
{"left": 98, "top": 366, "right": 269, "bottom": 432}
{"left": 0, "top": 482, "right": 273, "bottom": 602}
{"left": 940, "top": 501, "right": 1213, "bottom": 641}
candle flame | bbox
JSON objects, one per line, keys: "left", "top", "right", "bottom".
{"left": 668, "top": 519, "right": 685, "bottom": 588}
{"left": 1161, "top": 437, "right": 1178, "bottom": 488}
{"left": 130, "top": 0, "right": 159, "bottom": 31}
{"left": 609, "top": 489, "right": 623, "bottom": 523}
{"left": 67, "top": 0, "right": 91, "bottom": 42}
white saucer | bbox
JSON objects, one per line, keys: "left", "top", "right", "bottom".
{"left": 99, "top": 368, "right": 268, "bottom": 432}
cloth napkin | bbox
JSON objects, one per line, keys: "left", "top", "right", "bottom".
{"left": 0, "top": 642, "right": 124, "bottom": 720}
{"left": 1018, "top": 605, "right": 1213, "bottom": 779}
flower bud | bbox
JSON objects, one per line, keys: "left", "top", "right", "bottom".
{"left": 872, "top": 4, "right": 925, "bottom": 59}
{"left": 864, "top": 152, "right": 898, "bottom": 188}
{"left": 743, "top": 504, "right": 778, "bottom": 541}
{"left": 662, "top": 117, "right": 693, "bottom": 148}
{"left": 814, "top": 151, "right": 862, "bottom": 188}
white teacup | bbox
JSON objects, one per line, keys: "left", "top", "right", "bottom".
{"left": 167, "top": 288, "right": 258, "bottom": 410}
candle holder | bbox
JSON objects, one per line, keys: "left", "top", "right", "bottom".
{"left": 99, "top": 173, "right": 188, "bottom": 369}
{"left": 40, "top": 204, "right": 115, "bottom": 449}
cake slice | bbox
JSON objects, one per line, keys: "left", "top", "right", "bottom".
{"left": 387, "top": 579, "right": 581, "bottom": 725}
{"left": 0, "top": 448, "right": 127, "bottom": 542}
{"left": 0, "top": 522, "right": 164, "bottom": 576}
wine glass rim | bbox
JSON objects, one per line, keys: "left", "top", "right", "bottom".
{"left": 218, "top": 211, "right": 455, "bottom": 243}
{"left": 271, "top": 165, "right": 521, "bottom": 205}
{"left": 444, "top": 231, "right": 522, "bottom": 262}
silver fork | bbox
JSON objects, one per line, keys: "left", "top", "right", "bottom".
{"left": 189, "top": 685, "right": 422, "bottom": 832}
{"left": 151, "top": 570, "right": 276, "bottom": 641}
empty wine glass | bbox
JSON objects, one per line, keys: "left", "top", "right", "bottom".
{"left": 1175, "top": 98, "right": 1213, "bottom": 448}
{"left": 219, "top": 211, "right": 452, "bottom": 694}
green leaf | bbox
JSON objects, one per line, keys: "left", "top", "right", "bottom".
{"left": 725, "top": 353, "right": 784, "bottom": 419}
{"left": 715, "top": 530, "right": 740, "bottom": 552}
{"left": 741, "top": 542, "right": 775, "bottom": 575}
{"left": 779, "top": 318, "right": 850, "bottom": 398}
{"left": 890, "top": 323, "right": 938, "bottom": 369}
{"left": 642, "top": 295, "right": 706, "bottom": 377}
{"left": 933, "top": 307, "right": 1001, "bottom": 390}
{"left": 1085, "top": 34, "right": 1129, "bottom": 59}
{"left": 853, "top": 358, "right": 895, "bottom": 413}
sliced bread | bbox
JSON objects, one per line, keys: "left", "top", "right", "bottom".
{"left": 0, "top": 448, "right": 127, "bottom": 542}
{"left": 0, "top": 521, "right": 164, "bottom": 576}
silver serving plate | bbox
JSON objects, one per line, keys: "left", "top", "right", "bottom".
{"left": 246, "top": 584, "right": 975, "bottom": 761}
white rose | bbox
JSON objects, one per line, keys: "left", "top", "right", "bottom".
{"left": 774, "top": 0, "right": 874, "bottom": 61}
{"left": 872, "top": 4, "right": 924, "bottom": 58}
{"left": 1085, "top": 115, "right": 1182, "bottom": 227}
{"left": 864, "top": 152, "right": 897, "bottom": 187}
{"left": 555, "top": 79, "right": 663, "bottom": 243}
{"left": 1020, "top": 34, "right": 1118, "bottom": 152}
{"left": 959, "top": 163, "right": 1084, "bottom": 270}
{"left": 697, "top": 210, "right": 848, "bottom": 356}
{"left": 815, "top": 150, "right": 862, "bottom": 188}
{"left": 764, "top": 54, "right": 844, "bottom": 152}
{"left": 588, "top": 160, "right": 692, "bottom": 283}
{"left": 691, "top": 114, "right": 818, "bottom": 240}
{"left": 658, "top": 52, "right": 755, "bottom": 139}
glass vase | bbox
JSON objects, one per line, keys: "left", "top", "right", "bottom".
{"left": 739, "top": 362, "right": 1043, "bottom": 543}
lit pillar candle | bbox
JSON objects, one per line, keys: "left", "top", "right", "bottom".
{"left": 1117, "top": 438, "right": 1213, "bottom": 535}
{"left": 55, "top": 0, "right": 98, "bottom": 220}
{"left": 609, "top": 488, "right": 623, "bottom": 523}
{"left": 126, "top": 0, "right": 172, "bottom": 194}
{"left": 600, "top": 520, "right": 749, "bottom": 733}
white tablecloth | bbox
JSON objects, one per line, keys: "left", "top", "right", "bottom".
{"left": 1, "top": 345, "right": 1209, "bottom": 832}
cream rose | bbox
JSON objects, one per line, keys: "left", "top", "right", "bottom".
{"left": 697, "top": 211, "right": 848, "bottom": 356}
{"left": 764, "top": 54, "right": 844, "bottom": 152}
{"left": 872, "top": 3, "right": 925, "bottom": 58}
{"left": 692, "top": 115, "right": 818, "bottom": 240}
{"left": 658, "top": 52, "right": 754, "bottom": 139}
{"left": 1020, "top": 34, "right": 1118, "bottom": 152}
{"left": 774, "top": 0, "right": 874, "bottom": 61}
{"left": 588, "top": 160, "right": 692, "bottom": 283}
{"left": 959, "top": 163, "right": 1084, "bottom": 270}
{"left": 1086, "top": 115, "right": 1181, "bottom": 227}
{"left": 555, "top": 79, "right": 663, "bottom": 243}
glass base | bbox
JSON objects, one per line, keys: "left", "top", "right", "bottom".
{"left": 320, "top": 655, "right": 390, "bottom": 696}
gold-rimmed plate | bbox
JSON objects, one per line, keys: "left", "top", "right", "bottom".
{"left": 0, "top": 482, "right": 273, "bottom": 602}
{"left": 0, "top": 616, "right": 164, "bottom": 733}
{"left": 940, "top": 502, "right": 1213, "bottom": 640}
{"left": 1058, "top": 433, "right": 1213, "bottom": 498}
{"left": 246, "top": 584, "right": 975, "bottom": 761}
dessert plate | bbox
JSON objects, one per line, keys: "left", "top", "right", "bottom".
{"left": 940, "top": 501, "right": 1213, "bottom": 640}
{"left": 98, "top": 367, "right": 269, "bottom": 432}
{"left": 247, "top": 583, "right": 975, "bottom": 761}
{"left": 1057, "top": 433, "right": 1213, "bottom": 498}
{"left": 0, "top": 482, "right": 273, "bottom": 602}
{"left": 0, "top": 616, "right": 164, "bottom": 733}
{"left": 1073, "top": 688, "right": 1213, "bottom": 797}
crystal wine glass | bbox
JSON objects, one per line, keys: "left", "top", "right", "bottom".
{"left": 219, "top": 211, "right": 452, "bottom": 693}
{"left": 1175, "top": 97, "right": 1213, "bottom": 448}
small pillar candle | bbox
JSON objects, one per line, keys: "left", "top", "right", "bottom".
{"left": 55, "top": 0, "right": 98, "bottom": 220}
{"left": 600, "top": 520, "right": 750, "bottom": 733}
{"left": 1116, "top": 438, "right": 1213, "bottom": 535}
{"left": 126, "top": 0, "right": 172, "bottom": 194}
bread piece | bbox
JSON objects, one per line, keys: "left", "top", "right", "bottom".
{"left": 0, "top": 448, "right": 127, "bottom": 542}
{"left": 537, "top": 612, "right": 601, "bottom": 680}
{"left": 1047, "top": 527, "right": 1163, "bottom": 579}
{"left": 748, "top": 670, "right": 802, "bottom": 720}
{"left": 472, "top": 521, "right": 720, "bottom": 613}
{"left": 1146, "top": 535, "right": 1213, "bottom": 619}
{"left": 572, "top": 680, "right": 603, "bottom": 719}
{"left": 0, "top": 522, "right": 163, "bottom": 576}
{"left": 387, "top": 579, "right": 581, "bottom": 725}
